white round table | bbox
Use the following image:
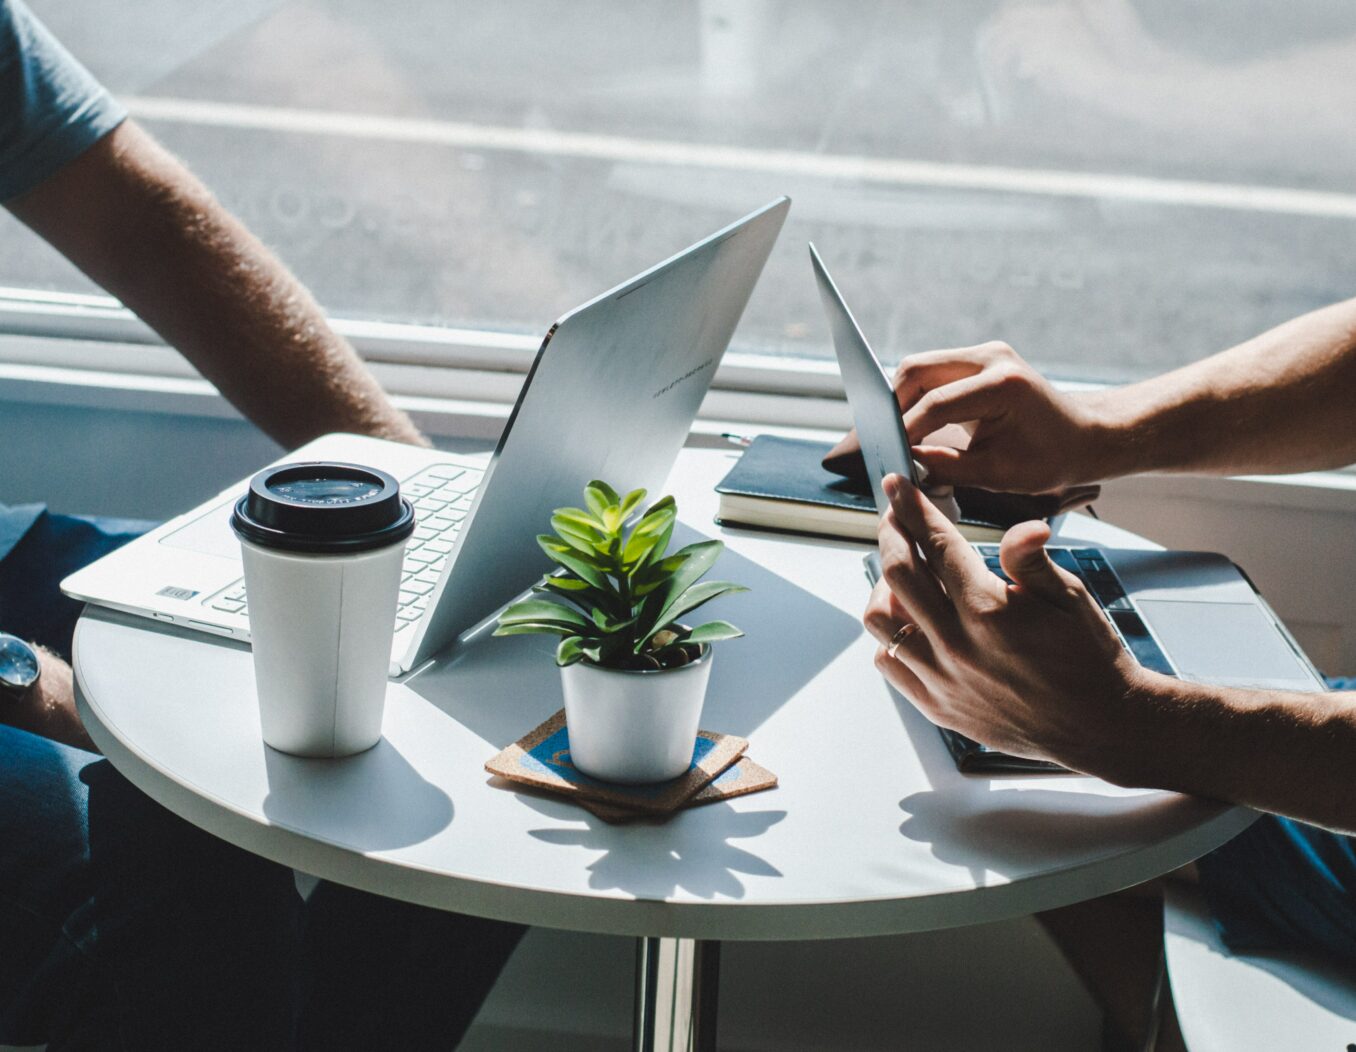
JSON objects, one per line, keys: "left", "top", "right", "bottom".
{"left": 74, "top": 448, "right": 1254, "bottom": 1050}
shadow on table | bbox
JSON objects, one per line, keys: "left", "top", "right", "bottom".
{"left": 881, "top": 665, "right": 1230, "bottom": 887}
{"left": 883, "top": 675, "right": 967, "bottom": 790}
{"left": 405, "top": 521, "right": 861, "bottom": 747}
{"left": 261, "top": 739, "right": 453, "bottom": 851}
{"left": 514, "top": 793, "right": 787, "bottom": 901}
{"left": 896, "top": 785, "right": 1221, "bottom": 888}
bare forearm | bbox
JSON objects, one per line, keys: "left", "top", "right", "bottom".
{"left": 9, "top": 122, "right": 425, "bottom": 450}
{"left": 1114, "top": 677, "right": 1356, "bottom": 835}
{"left": 1079, "top": 298, "right": 1356, "bottom": 479}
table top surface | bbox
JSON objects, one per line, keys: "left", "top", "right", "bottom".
{"left": 74, "top": 447, "right": 1253, "bottom": 941}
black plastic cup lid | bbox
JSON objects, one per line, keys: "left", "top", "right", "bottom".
{"left": 231, "top": 462, "right": 415, "bottom": 554}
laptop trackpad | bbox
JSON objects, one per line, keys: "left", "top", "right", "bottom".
{"left": 159, "top": 497, "right": 242, "bottom": 561}
{"left": 1136, "top": 599, "right": 1312, "bottom": 687}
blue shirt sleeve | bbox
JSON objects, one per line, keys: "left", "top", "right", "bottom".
{"left": 0, "top": 501, "right": 44, "bottom": 562}
{"left": 0, "top": 0, "right": 126, "bottom": 202}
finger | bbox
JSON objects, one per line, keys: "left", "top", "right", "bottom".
{"left": 884, "top": 473, "right": 990, "bottom": 601}
{"left": 891, "top": 358, "right": 984, "bottom": 414}
{"left": 875, "top": 498, "right": 953, "bottom": 633}
{"left": 893, "top": 342, "right": 1012, "bottom": 377}
{"left": 862, "top": 580, "right": 927, "bottom": 661}
{"left": 874, "top": 644, "right": 933, "bottom": 708}
{"left": 831, "top": 349, "right": 998, "bottom": 477}
{"left": 822, "top": 427, "right": 861, "bottom": 477}
{"left": 863, "top": 579, "right": 901, "bottom": 642}
{"left": 920, "top": 484, "right": 961, "bottom": 524}
{"left": 997, "top": 520, "right": 1083, "bottom": 608}
{"left": 903, "top": 373, "right": 1010, "bottom": 441}
{"left": 917, "top": 421, "right": 974, "bottom": 451}
{"left": 910, "top": 444, "right": 1001, "bottom": 489}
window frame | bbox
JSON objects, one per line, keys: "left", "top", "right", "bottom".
{"left": 2, "top": 284, "right": 1354, "bottom": 476}
{"left": 0, "top": 285, "right": 853, "bottom": 437}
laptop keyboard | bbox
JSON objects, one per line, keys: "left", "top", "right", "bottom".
{"left": 972, "top": 544, "right": 1176, "bottom": 676}
{"left": 205, "top": 462, "right": 485, "bottom": 633}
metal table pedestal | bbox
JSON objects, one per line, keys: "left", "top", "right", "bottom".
{"left": 633, "top": 937, "right": 721, "bottom": 1052}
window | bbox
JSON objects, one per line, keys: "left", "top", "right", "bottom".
{"left": 6, "top": 1, "right": 1356, "bottom": 382}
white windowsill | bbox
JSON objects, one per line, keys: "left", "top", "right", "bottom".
{"left": 0, "top": 354, "right": 847, "bottom": 448}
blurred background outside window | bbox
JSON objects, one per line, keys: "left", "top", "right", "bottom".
{"left": 5, "top": 0, "right": 1356, "bottom": 382}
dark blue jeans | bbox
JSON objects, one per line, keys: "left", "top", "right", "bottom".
{"left": 0, "top": 507, "right": 155, "bottom": 662}
{"left": 0, "top": 509, "right": 524, "bottom": 1049}
{"left": 0, "top": 725, "right": 301, "bottom": 1047}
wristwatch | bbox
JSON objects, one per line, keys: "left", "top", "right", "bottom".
{"left": 0, "top": 633, "right": 41, "bottom": 701}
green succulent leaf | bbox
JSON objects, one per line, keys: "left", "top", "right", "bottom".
{"left": 552, "top": 508, "right": 607, "bottom": 538}
{"left": 532, "top": 579, "right": 608, "bottom": 614}
{"left": 537, "top": 534, "right": 604, "bottom": 565}
{"left": 631, "top": 495, "right": 675, "bottom": 533}
{"left": 621, "top": 532, "right": 657, "bottom": 568}
{"left": 638, "top": 517, "right": 676, "bottom": 572}
{"left": 618, "top": 487, "right": 647, "bottom": 521}
{"left": 551, "top": 519, "right": 607, "bottom": 557}
{"left": 623, "top": 500, "right": 676, "bottom": 566}
{"left": 556, "top": 635, "right": 602, "bottom": 667}
{"left": 583, "top": 481, "right": 620, "bottom": 518}
{"left": 534, "top": 574, "right": 590, "bottom": 592}
{"left": 683, "top": 620, "right": 744, "bottom": 644}
{"left": 493, "top": 622, "right": 578, "bottom": 638}
{"left": 644, "top": 552, "right": 691, "bottom": 575}
{"left": 638, "top": 540, "right": 725, "bottom": 626}
{"left": 643, "top": 580, "right": 748, "bottom": 648}
{"left": 555, "top": 635, "right": 584, "bottom": 665}
{"left": 497, "top": 599, "right": 590, "bottom": 630}
{"left": 589, "top": 606, "right": 638, "bottom": 633}
{"left": 667, "top": 540, "right": 723, "bottom": 585}
{"left": 632, "top": 552, "right": 689, "bottom": 596}
{"left": 537, "top": 535, "right": 607, "bottom": 589}
{"left": 500, "top": 483, "right": 747, "bottom": 667}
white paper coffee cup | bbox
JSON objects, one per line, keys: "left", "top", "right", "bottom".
{"left": 231, "top": 462, "right": 414, "bottom": 757}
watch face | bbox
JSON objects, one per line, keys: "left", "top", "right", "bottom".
{"left": 0, "top": 635, "right": 40, "bottom": 692}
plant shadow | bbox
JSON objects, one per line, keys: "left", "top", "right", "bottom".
{"left": 405, "top": 520, "right": 861, "bottom": 748}
{"left": 513, "top": 791, "right": 786, "bottom": 901}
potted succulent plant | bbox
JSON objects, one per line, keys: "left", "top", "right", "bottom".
{"left": 494, "top": 480, "right": 746, "bottom": 784}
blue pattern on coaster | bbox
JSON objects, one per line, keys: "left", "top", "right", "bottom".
{"left": 709, "top": 762, "right": 743, "bottom": 787}
{"left": 520, "top": 724, "right": 715, "bottom": 799}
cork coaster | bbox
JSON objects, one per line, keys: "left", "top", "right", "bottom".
{"left": 485, "top": 709, "right": 747, "bottom": 816}
{"left": 580, "top": 756, "right": 779, "bottom": 824}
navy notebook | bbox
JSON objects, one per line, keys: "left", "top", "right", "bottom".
{"left": 714, "top": 435, "right": 1035, "bottom": 543}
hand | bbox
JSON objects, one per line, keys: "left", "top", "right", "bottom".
{"left": 864, "top": 473, "right": 1151, "bottom": 776}
{"left": 826, "top": 342, "right": 1109, "bottom": 493}
{"left": 0, "top": 647, "right": 98, "bottom": 753}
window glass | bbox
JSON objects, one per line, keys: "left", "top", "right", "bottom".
{"left": 5, "top": 0, "right": 1356, "bottom": 380}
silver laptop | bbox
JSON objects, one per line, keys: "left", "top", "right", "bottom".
{"left": 61, "top": 198, "right": 790, "bottom": 676}
{"left": 809, "top": 241, "right": 1326, "bottom": 697}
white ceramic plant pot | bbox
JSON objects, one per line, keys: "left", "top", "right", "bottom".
{"left": 560, "top": 647, "right": 713, "bottom": 784}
